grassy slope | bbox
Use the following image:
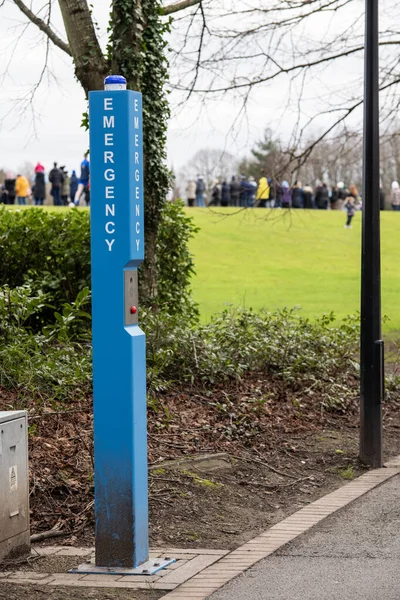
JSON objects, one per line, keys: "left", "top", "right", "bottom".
{"left": 188, "top": 208, "right": 400, "bottom": 333}
{"left": 6, "top": 205, "right": 399, "bottom": 332}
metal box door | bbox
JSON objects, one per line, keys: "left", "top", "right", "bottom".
{"left": 0, "top": 413, "right": 29, "bottom": 549}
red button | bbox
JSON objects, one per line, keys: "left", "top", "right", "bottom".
{"left": 130, "top": 306, "right": 137, "bottom": 314}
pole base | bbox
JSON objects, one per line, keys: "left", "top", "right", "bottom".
{"left": 69, "top": 557, "right": 175, "bottom": 576}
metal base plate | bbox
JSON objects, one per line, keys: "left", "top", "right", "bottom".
{"left": 69, "top": 557, "right": 176, "bottom": 576}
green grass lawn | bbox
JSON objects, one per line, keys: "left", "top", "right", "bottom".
{"left": 6, "top": 205, "right": 399, "bottom": 333}
{"left": 6, "top": 205, "right": 75, "bottom": 211}
{"left": 188, "top": 208, "right": 400, "bottom": 334}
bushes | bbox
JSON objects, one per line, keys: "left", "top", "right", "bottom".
{"left": 0, "top": 277, "right": 363, "bottom": 413}
{"left": 0, "top": 201, "right": 199, "bottom": 322}
{"left": 0, "top": 207, "right": 90, "bottom": 309}
{"left": 144, "top": 307, "right": 361, "bottom": 408}
{"left": 0, "top": 284, "right": 92, "bottom": 405}
{"left": 0, "top": 205, "right": 383, "bottom": 414}
{"left": 155, "top": 200, "right": 199, "bottom": 320}
{"left": 0, "top": 201, "right": 199, "bottom": 404}
{"left": 144, "top": 307, "right": 372, "bottom": 415}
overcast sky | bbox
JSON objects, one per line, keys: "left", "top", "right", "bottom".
{"left": 0, "top": 0, "right": 367, "bottom": 176}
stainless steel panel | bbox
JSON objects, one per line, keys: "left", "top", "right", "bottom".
{"left": 124, "top": 269, "right": 139, "bottom": 326}
{"left": 0, "top": 411, "right": 26, "bottom": 425}
{"left": 0, "top": 414, "right": 29, "bottom": 543}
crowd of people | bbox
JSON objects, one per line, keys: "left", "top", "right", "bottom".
{"left": 0, "top": 153, "right": 90, "bottom": 207}
{"left": 186, "top": 174, "right": 400, "bottom": 214}
{"left": 3, "top": 160, "right": 400, "bottom": 219}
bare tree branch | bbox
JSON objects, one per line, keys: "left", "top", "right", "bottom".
{"left": 163, "top": 0, "right": 201, "bottom": 16}
{"left": 167, "top": 0, "right": 400, "bottom": 173}
{"left": 173, "top": 39, "right": 400, "bottom": 94}
{"left": 11, "top": 0, "right": 72, "bottom": 56}
{"left": 185, "top": 1, "right": 207, "bottom": 99}
{"left": 0, "top": 1, "right": 61, "bottom": 142}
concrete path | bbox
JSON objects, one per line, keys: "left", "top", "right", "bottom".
{"left": 210, "top": 473, "right": 400, "bottom": 600}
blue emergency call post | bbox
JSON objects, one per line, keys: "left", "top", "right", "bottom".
{"left": 89, "top": 76, "right": 148, "bottom": 570}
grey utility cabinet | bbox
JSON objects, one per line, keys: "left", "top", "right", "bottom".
{"left": 0, "top": 411, "right": 30, "bottom": 562}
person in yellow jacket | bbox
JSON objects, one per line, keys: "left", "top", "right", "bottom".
{"left": 256, "top": 174, "right": 270, "bottom": 207}
{"left": 15, "top": 174, "right": 31, "bottom": 206}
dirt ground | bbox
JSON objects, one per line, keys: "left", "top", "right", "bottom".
{"left": 4, "top": 426, "right": 380, "bottom": 556}
{"left": 2, "top": 423, "right": 400, "bottom": 600}
{"left": 2, "top": 375, "right": 400, "bottom": 552}
{"left": 0, "top": 585, "right": 162, "bottom": 600}
{"left": 150, "top": 419, "right": 400, "bottom": 550}
{"left": 1, "top": 383, "right": 400, "bottom": 600}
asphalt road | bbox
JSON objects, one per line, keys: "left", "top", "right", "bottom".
{"left": 210, "top": 473, "right": 400, "bottom": 600}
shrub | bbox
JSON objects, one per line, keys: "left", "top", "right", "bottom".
{"left": 143, "top": 307, "right": 361, "bottom": 409}
{"left": 0, "top": 204, "right": 375, "bottom": 414}
{"left": 0, "top": 284, "right": 92, "bottom": 405}
{"left": 0, "top": 281, "right": 363, "bottom": 413}
{"left": 154, "top": 200, "right": 199, "bottom": 321}
{"left": 0, "top": 202, "right": 199, "bottom": 323}
{"left": 0, "top": 207, "right": 90, "bottom": 309}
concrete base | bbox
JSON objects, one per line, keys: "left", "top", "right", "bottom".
{"left": 69, "top": 557, "right": 176, "bottom": 576}
{"left": 0, "top": 530, "right": 30, "bottom": 563}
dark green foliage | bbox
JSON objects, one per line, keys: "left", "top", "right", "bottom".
{"left": 239, "top": 129, "right": 286, "bottom": 180}
{"left": 140, "top": 1, "right": 171, "bottom": 230}
{"left": 0, "top": 207, "right": 90, "bottom": 319}
{"left": 0, "top": 284, "right": 92, "bottom": 405}
{"left": 144, "top": 308, "right": 361, "bottom": 409}
{"left": 108, "top": 1, "right": 144, "bottom": 90}
{"left": 107, "top": 0, "right": 172, "bottom": 298}
{"left": 154, "top": 200, "right": 199, "bottom": 320}
{"left": 140, "top": 1, "right": 173, "bottom": 299}
{"left": 0, "top": 280, "right": 364, "bottom": 412}
{"left": 0, "top": 203, "right": 199, "bottom": 323}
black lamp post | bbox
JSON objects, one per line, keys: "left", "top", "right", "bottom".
{"left": 360, "top": 0, "right": 383, "bottom": 467}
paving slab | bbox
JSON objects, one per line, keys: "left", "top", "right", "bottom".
{"left": 2, "top": 465, "right": 399, "bottom": 599}
{"left": 0, "top": 546, "right": 226, "bottom": 593}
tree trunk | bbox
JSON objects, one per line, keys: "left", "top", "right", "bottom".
{"left": 11, "top": 0, "right": 187, "bottom": 307}
{"left": 110, "top": 0, "right": 170, "bottom": 304}
{"left": 58, "top": 0, "right": 107, "bottom": 94}
{"left": 111, "top": 0, "right": 144, "bottom": 92}
{"left": 57, "top": 0, "right": 169, "bottom": 305}
{"left": 140, "top": 1, "right": 171, "bottom": 304}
